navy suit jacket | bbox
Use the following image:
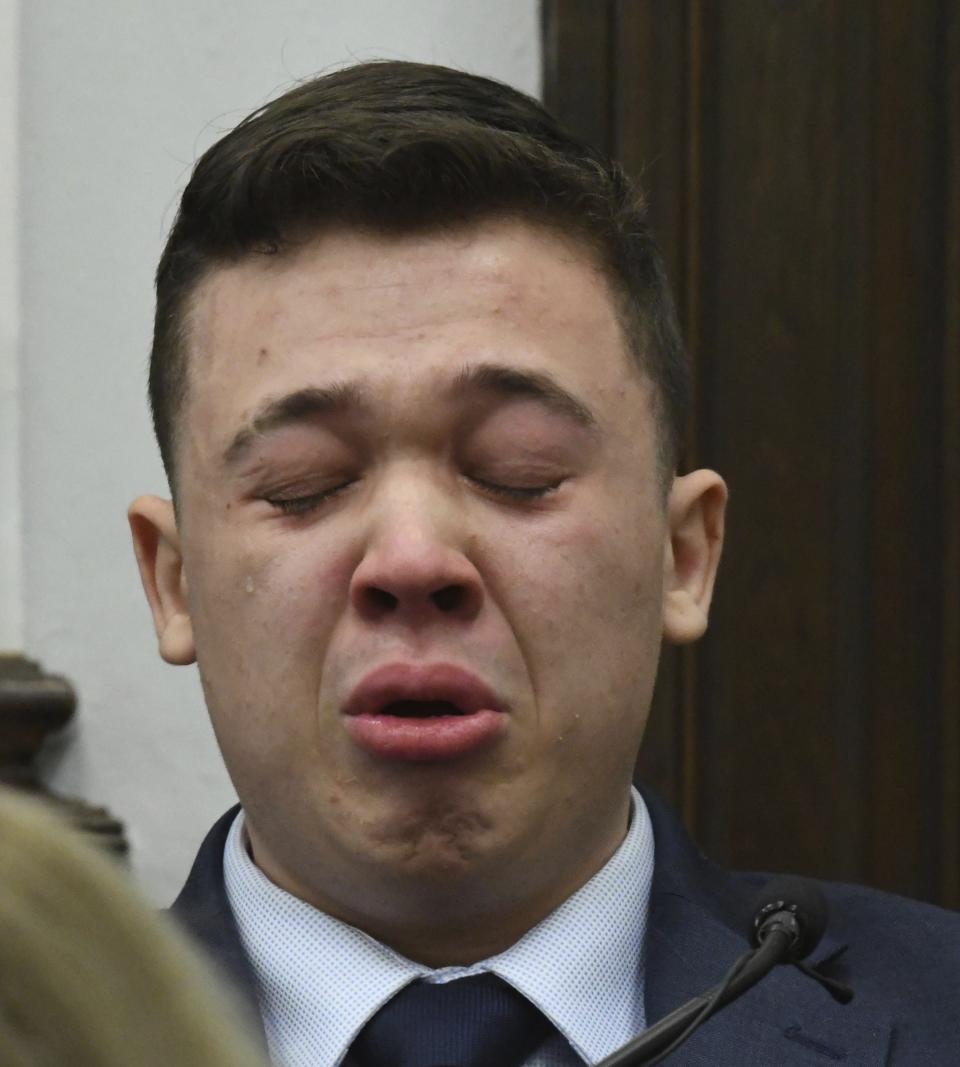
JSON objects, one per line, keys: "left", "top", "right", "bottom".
{"left": 170, "top": 788, "right": 960, "bottom": 1065}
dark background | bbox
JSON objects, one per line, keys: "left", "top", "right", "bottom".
{"left": 543, "top": 0, "right": 959, "bottom": 909}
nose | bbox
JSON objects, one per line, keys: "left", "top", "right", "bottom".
{"left": 348, "top": 481, "right": 484, "bottom": 626}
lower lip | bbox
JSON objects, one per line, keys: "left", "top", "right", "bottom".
{"left": 343, "top": 709, "right": 505, "bottom": 761}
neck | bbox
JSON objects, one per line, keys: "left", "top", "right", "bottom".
{"left": 244, "top": 799, "right": 631, "bottom": 967}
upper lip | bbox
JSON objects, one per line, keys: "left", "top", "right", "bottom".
{"left": 342, "top": 662, "right": 506, "bottom": 717}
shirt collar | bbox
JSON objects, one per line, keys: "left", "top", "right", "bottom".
{"left": 224, "top": 788, "right": 654, "bottom": 1066}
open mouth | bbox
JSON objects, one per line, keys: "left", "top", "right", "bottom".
{"left": 342, "top": 664, "right": 507, "bottom": 760}
{"left": 343, "top": 663, "right": 504, "bottom": 720}
{"left": 380, "top": 700, "right": 465, "bottom": 718}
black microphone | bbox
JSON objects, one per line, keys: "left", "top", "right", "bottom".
{"left": 752, "top": 876, "right": 827, "bottom": 958}
{"left": 596, "top": 876, "right": 852, "bottom": 1067}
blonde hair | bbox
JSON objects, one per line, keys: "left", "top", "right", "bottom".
{"left": 0, "top": 788, "right": 266, "bottom": 1067}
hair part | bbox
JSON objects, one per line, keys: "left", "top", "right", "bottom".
{"left": 150, "top": 61, "right": 689, "bottom": 498}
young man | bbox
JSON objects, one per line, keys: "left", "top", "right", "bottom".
{"left": 129, "top": 61, "right": 957, "bottom": 1066}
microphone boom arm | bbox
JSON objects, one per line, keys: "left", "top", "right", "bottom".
{"left": 596, "top": 877, "right": 853, "bottom": 1067}
{"left": 596, "top": 929, "right": 792, "bottom": 1066}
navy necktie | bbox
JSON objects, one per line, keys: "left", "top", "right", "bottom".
{"left": 346, "top": 973, "right": 554, "bottom": 1067}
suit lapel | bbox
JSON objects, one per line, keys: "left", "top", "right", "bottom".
{"left": 168, "top": 806, "right": 267, "bottom": 1045}
{"left": 641, "top": 787, "right": 892, "bottom": 1065}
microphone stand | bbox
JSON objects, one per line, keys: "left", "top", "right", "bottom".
{"left": 596, "top": 929, "right": 790, "bottom": 1066}
{"left": 596, "top": 888, "right": 853, "bottom": 1067}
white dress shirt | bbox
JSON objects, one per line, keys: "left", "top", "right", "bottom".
{"left": 224, "top": 787, "right": 654, "bottom": 1067}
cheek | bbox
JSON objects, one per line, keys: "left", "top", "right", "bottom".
{"left": 505, "top": 503, "right": 663, "bottom": 626}
{"left": 188, "top": 535, "right": 357, "bottom": 774}
{"left": 499, "top": 502, "right": 664, "bottom": 737}
{"left": 186, "top": 524, "right": 354, "bottom": 674}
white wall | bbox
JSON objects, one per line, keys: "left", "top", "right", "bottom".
{"left": 21, "top": 0, "right": 541, "bottom": 904}
{"left": 1, "top": 0, "right": 21, "bottom": 652}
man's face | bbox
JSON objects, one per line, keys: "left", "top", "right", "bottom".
{"left": 131, "top": 218, "right": 723, "bottom": 950}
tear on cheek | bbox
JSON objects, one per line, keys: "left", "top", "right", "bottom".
{"left": 243, "top": 576, "right": 255, "bottom": 594}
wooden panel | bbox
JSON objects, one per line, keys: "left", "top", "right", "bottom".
{"left": 541, "top": 0, "right": 614, "bottom": 154}
{"left": 861, "top": 0, "right": 946, "bottom": 902}
{"left": 543, "top": 0, "right": 959, "bottom": 906}
{"left": 695, "top": 0, "right": 865, "bottom": 882}
{"left": 942, "top": 0, "right": 960, "bottom": 910}
{"left": 610, "top": 1, "right": 691, "bottom": 818}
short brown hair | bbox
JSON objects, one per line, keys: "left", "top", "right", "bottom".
{"left": 150, "top": 60, "right": 689, "bottom": 493}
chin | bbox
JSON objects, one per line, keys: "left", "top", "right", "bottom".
{"left": 351, "top": 791, "right": 507, "bottom": 874}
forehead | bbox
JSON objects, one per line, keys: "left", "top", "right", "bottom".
{"left": 180, "top": 219, "right": 648, "bottom": 461}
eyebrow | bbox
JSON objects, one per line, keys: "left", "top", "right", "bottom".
{"left": 222, "top": 382, "right": 369, "bottom": 466}
{"left": 221, "top": 361, "right": 599, "bottom": 467}
{"left": 449, "top": 362, "right": 599, "bottom": 437}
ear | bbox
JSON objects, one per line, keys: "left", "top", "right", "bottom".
{"left": 127, "top": 495, "right": 196, "bottom": 665}
{"left": 662, "top": 470, "right": 727, "bottom": 644}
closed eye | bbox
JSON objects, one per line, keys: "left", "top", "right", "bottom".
{"left": 469, "top": 477, "right": 564, "bottom": 501}
{"left": 264, "top": 481, "right": 357, "bottom": 515}
{"left": 263, "top": 475, "right": 564, "bottom": 515}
